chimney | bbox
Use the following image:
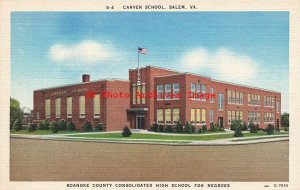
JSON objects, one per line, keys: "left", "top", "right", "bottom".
{"left": 82, "top": 74, "right": 90, "bottom": 83}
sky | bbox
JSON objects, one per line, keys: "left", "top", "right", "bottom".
{"left": 11, "top": 12, "right": 289, "bottom": 113}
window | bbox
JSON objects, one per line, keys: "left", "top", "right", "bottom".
{"left": 228, "top": 111, "right": 232, "bottom": 124}
{"left": 190, "top": 109, "right": 195, "bottom": 124}
{"left": 248, "top": 94, "right": 251, "bottom": 104}
{"left": 67, "top": 97, "right": 72, "bottom": 118}
{"left": 240, "top": 92, "right": 243, "bottom": 104}
{"left": 248, "top": 94, "right": 260, "bottom": 106}
{"left": 236, "top": 92, "right": 240, "bottom": 104}
{"left": 201, "top": 109, "right": 206, "bottom": 123}
{"left": 210, "top": 110, "right": 214, "bottom": 123}
{"left": 79, "top": 96, "right": 85, "bottom": 118}
{"left": 173, "top": 83, "right": 180, "bottom": 99}
{"left": 55, "top": 98, "right": 60, "bottom": 118}
{"left": 228, "top": 90, "right": 232, "bottom": 104}
{"left": 45, "top": 99, "right": 50, "bottom": 118}
{"left": 36, "top": 112, "right": 39, "bottom": 120}
{"left": 232, "top": 111, "right": 235, "bottom": 121}
{"left": 196, "top": 109, "right": 201, "bottom": 124}
{"left": 157, "top": 85, "right": 164, "bottom": 100}
{"left": 210, "top": 88, "right": 215, "bottom": 102}
{"left": 157, "top": 109, "right": 163, "bottom": 123}
{"left": 258, "top": 95, "right": 260, "bottom": 105}
{"left": 196, "top": 84, "right": 201, "bottom": 100}
{"left": 202, "top": 84, "right": 206, "bottom": 100}
{"left": 165, "top": 109, "right": 171, "bottom": 124}
{"left": 173, "top": 108, "right": 180, "bottom": 123}
{"left": 240, "top": 111, "right": 243, "bottom": 121}
{"left": 137, "top": 85, "right": 141, "bottom": 104}
{"left": 276, "top": 101, "right": 280, "bottom": 113}
{"left": 232, "top": 91, "right": 236, "bottom": 104}
{"left": 141, "top": 84, "right": 146, "bottom": 104}
{"left": 191, "top": 83, "right": 196, "bottom": 99}
{"left": 94, "top": 94, "right": 100, "bottom": 118}
{"left": 132, "top": 85, "right": 136, "bottom": 104}
{"left": 218, "top": 94, "right": 224, "bottom": 110}
{"left": 165, "top": 84, "right": 172, "bottom": 100}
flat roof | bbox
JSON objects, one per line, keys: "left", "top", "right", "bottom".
{"left": 34, "top": 78, "right": 129, "bottom": 92}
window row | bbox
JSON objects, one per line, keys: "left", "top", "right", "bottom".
{"left": 264, "top": 112, "right": 275, "bottom": 123}
{"left": 228, "top": 110, "right": 243, "bottom": 124}
{"left": 264, "top": 96, "right": 275, "bottom": 107}
{"left": 156, "top": 83, "right": 180, "bottom": 100}
{"left": 190, "top": 83, "right": 207, "bottom": 101}
{"left": 228, "top": 90, "right": 244, "bottom": 105}
{"left": 132, "top": 84, "right": 146, "bottom": 104}
{"left": 157, "top": 108, "right": 180, "bottom": 124}
{"left": 45, "top": 95, "right": 100, "bottom": 119}
{"left": 248, "top": 94, "right": 260, "bottom": 106}
{"left": 190, "top": 108, "right": 206, "bottom": 124}
{"left": 248, "top": 111, "right": 260, "bottom": 123}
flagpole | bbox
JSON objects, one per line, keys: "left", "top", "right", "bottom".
{"left": 137, "top": 47, "right": 141, "bottom": 85}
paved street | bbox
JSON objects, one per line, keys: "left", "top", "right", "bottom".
{"left": 10, "top": 138, "right": 288, "bottom": 181}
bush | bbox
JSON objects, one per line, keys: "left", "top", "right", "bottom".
{"left": 27, "top": 123, "right": 36, "bottom": 132}
{"left": 249, "top": 121, "right": 257, "bottom": 133}
{"left": 82, "top": 121, "right": 93, "bottom": 132}
{"left": 210, "top": 122, "right": 215, "bottom": 132}
{"left": 58, "top": 120, "right": 67, "bottom": 131}
{"left": 12, "top": 119, "right": 22, "bottom": 131}
{"left": 158, "top": 125, "right": 164, "bottom": 133}
{"left": 149, "top": 123, "right": 159, "bottom": 132}
{"left": 202, "top": 125, "right": 207, "bottom": 132}
{"left": 233, "top": 121, "right": 244, "bottom": 137}
{"left": 67, "top": 121, "right": 76, "bottom": 131}
{"left": 164, "top": 125, "right": 173, "bottom": 133}
{"left": 37, "top": 122, "right": 46, "bottom": 130}
{"left": 184, "top": 122, "right": 193, "bottom": 134}
{"left": 43, "top": 120, "right": 50, "bottom": 130}
{"left": 284, "top": 126, "right": 289, "bottom": 132}
{"left": 242, "top": 121, "right": 248, "bottom": 131}
{"left": 122, "top": 126, "right": 132, "bottom": 137}
{"left": 266, "top": 124, "right": 274, "bottom": 135}
{"left": 197, "top": 128, "right": 203, "bottom": 133}
{"left": 95, "top": 123, "right": 104, "bottom": 132}
{"left": 192, "top": 125, "right": 196, "bottom": 133}
{"left": 175, "top": 121, "right": 183, "bottom": 133}
{"left": 49, "top": 121, "right": 59, "bottom": 133}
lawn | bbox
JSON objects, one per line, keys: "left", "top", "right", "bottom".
{"left": 10, "top": 130, "right": 79, "bottom": 135}
{"left": 68, "top": 131, "right": 289, "bottom": 141}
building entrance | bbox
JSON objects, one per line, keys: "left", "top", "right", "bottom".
{"left": 136, "top": 115, "right": 145, "bottom": 129}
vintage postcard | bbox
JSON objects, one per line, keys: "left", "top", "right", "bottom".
{"left": 1, "top": 0, "right": 300, "bottom": 190}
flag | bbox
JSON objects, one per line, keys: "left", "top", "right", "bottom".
{"left": 138, "top": 47, "right": 147, "bottom": 55}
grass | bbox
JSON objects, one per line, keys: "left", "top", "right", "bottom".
{"left": 232, "top": 135, "right": 289, "bottom": 142}
{"left": 68, "top": 131, "right": 289, "bottom": 141}
{"left": 10, "top": 129, "right": 79, "bottom": 135}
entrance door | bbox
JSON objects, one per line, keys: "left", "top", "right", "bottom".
{"left": 136, "top": 115, "right": 145, "bottom": 129}
{"left": 218, "top": 117, "right": 224, "bottom": 127}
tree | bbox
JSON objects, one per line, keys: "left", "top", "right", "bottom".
{"left": 233, "top": 120, "right": 244, "bottom": 137}
{"left": 281, "top": 113, "right": 289, "bottom": 128}
{"left": 10, "top": 98, "right": 23, "bottom": 130}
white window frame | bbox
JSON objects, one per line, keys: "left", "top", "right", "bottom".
{"left": 157, "top": 85, "right": 164, "bottom": 100}
{"left": 165, "top": 84, "right": 172, "bottom": 100}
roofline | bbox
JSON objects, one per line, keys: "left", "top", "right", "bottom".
{"left": 212, "top": 79, "right": 281, "bottom": 94}
{"left": 129, "top": 65, "right": 180, "bottom": 74}
{"left": 34, "top": 78, "right": 129, "bottom": 92}
{"left": 154, "top": 72, "right": 211, "bottom": 79}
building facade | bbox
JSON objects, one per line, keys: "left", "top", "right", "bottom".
{"left": 33, "top": 66, "right": 281, "bottom": 131}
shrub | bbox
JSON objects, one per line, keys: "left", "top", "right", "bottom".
{"left": 82, "top": 121, "right": 93, "bottom": 132}
{"left": 249, "top": 121, "right": 257, "bottom": 133}
{"left": 58, "top": 120, "right": 67, "bottom": 131}
{"left": 230, "top": 121, "right": 236, "bottom": 131}
{"left": 12, "top": 119, "right": 22, "bottom": 131}
{"left": 175, "top": 121, "right": 183, "bottom": 133}
{"left": 164, "top": 125, "right": 173, "bottom": 133}
{"left": 242, "top": 121, "right": 248, "bottom": 131}
{"left": 95, "top": 123, "right": 104, "bottom": 132}
{"left": 49, "top": 121, "right": 59, "bottom": 133}
{"left": 43, "top": 120, "right": 50, "bottom": 130}
{"left": 256, "top": 124, "right": 261, "bottom": 131}
{"left": 233, "top": 120, "right": 243, "bottom": 137}
{"left": 266, "top": 124, "right": 275, "bottom": 135}
{"left": 37, "top": 122, "right": 46, "bottom": 130}
{"left": 192, "top": 125, "right": 196, "bottom": 133}
{"left": 149, "top": 123, "right": 158, "bottom": 132}
{"left": 184, "top": 122, "right": 193, "bottom": 134}
{"left": 202, "top": 125, "right": 207, "bottom": 132}
{"left": 27, "top": 123, "right": 36, "bottom": 132}
{"left": 158, "top": 125, "right": 164, "bottom": 133}
{"left": 122, "top": 126, "right": 132, "bottom": 137}
{"left": 210, "top": 122, "right": 215, "bottom": 132}
{"left": 67, "top": 121, "right": 76, "bottom": 131}
{"left": 284, "top": 126, "right": 289, "bottom": 132}
{"left": 197, "top": 128, "right": 203, "bottom": 133}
